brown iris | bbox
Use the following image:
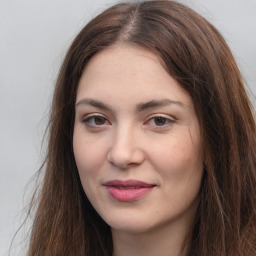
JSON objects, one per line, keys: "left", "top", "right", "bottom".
{"left": 94, "top": 116, "right": 106, "bottom": 125}
{"left": 153, "top": 116, "right": 168, "bottom": 126}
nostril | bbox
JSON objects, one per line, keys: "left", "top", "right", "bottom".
{"left": 107, "top": 148, "right": 145, "bottom": 169}
{"left": 107, "top": 150, "right": 132, "bottom": 168}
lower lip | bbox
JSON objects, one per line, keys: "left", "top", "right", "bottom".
{"left": 106, "top": 186, "right": 154, "bottom": 202}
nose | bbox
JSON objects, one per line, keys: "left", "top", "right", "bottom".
{"left": 107, "top": 125, "right": 145, "bottom": 169}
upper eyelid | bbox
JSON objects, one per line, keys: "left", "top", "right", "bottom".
{"left": 146, "top": 113, "right": 176, "bottom": 121}
{"left": 80, "top": 112, "right": 176, "bottom": 123}
{"left": 82, "top": 112, "right": 108, "bottom": 120}
{"left": 80, "top": 111, "right": 116, "bottom": 123}
{"left": 82, "top": 113, "right": 109, "bottom": 120}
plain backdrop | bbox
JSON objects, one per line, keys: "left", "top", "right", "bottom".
{"left": 0, "top": 0, "right": 255, "bottom": 255}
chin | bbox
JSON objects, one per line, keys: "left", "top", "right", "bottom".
{"left": 102, "top": 212, "right": 154, "bottom": 234}
{"left": 103, "top": 211, "right": 175, "bottom": 235}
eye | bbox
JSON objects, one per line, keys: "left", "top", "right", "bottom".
{"left": 146, "top": 115, "right": 174, "bottom": 127}
{"left": 82, "top": 115, "right": 110, "bottom": 127}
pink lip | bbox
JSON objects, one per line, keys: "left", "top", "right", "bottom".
{"left": 103, "top": 179, "right": 155, "bottom": 202}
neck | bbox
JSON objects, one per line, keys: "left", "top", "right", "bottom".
{"left": 111, "top": 217, "right": 193, "bottom": 256}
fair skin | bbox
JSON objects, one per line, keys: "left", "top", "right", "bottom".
{"left": 73, "top": 45, "right": 204, "bottom": 256}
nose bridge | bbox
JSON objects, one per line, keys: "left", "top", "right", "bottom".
{"left": 112, "top": 122, "right": 136, "bottom": 157}
{"left": 107, "top": 122, "right": 144, "bottom": 168}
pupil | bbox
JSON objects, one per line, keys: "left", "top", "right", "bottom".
{"left": 95, "top": 116, "right": 105, "bottom": 125}
{"left": 154, "top": 117, "right": 166, "bottom": 126}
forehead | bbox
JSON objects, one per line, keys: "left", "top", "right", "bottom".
{"left": 77, "top": 44, "right": 193, "bottom": 108}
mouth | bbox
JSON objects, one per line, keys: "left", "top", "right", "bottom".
{"left": 103, "top": 179, "right": 156, "bottom": 202}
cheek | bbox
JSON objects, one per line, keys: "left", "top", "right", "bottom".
{"left": 151, "top": 141, "right": 202, "bottom": 173}
{"left": 151, "top": 141, "right": 203, "bottom": 214}
{"left": 73, "top": 128, "right": 107, "bottom": 181}
{"left": 149, "top": 130, "right": 203, "bottom": 188}
{"left": 73, "top": 139, "right": 103, "bottom": 205}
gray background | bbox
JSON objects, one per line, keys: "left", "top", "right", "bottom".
{"left": 0, "top": 0, "right": 255, "bottom": 255}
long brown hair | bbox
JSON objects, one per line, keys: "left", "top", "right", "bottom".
{"left": 27, "top": 1, "right": 256, "bottom": 255}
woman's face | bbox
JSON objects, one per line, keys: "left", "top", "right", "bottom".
{"left": 73, "top": 45, "right": 204, "bottom": 234}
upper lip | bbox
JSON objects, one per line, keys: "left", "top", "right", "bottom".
{"left": 103, "top": 179, "right": 155, "bottom": 188}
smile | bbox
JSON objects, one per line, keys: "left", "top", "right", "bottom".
{"left": 103, "top": 179, "right": 156, "bottom": 202}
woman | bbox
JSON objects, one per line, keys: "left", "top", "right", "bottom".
{"left": 27, "top": 1, "right": 256, "bottom": 255}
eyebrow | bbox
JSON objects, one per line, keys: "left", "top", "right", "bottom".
{"left": 76, "top": 98, "right": 113, "bottom": 111}
{"left": 76, "top": 98, "right": 185, "bottom": 112}
{"left": 136, "top": 99, "right": 185, "bottom": 112}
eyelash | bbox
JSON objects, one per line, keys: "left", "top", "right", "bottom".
{"left": 82, "top": 114, "right": 175, "bottom": 128}
{"left": 145, "top": 115, "right": 175, "bottom": 127}
{"left": 82, "top": 114, "right": 110, "bottom": 127}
